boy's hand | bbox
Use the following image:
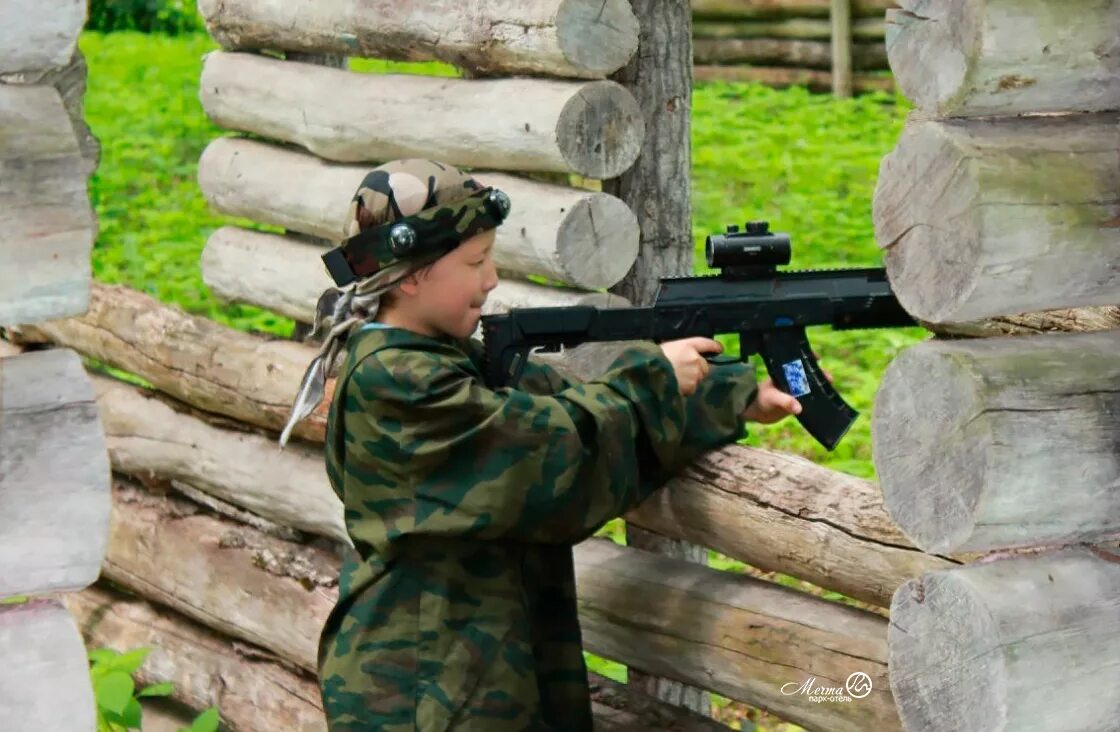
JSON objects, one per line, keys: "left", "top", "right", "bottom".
{"left": 659, "top": 337, "right": 723, "bottom": 396}
{"left": 741, "top": 356, "right": 834, "bottom": 424}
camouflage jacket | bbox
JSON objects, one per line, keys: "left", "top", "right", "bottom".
{"left": 318, "top": 325, "right": 758, "bottom": 731}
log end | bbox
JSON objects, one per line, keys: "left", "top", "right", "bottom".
{"left": 556, "top": 81, "right": 644, "bottom": 179}
{"left": 885, "top": 4, "right": 979, "bottom": 115}
{"left": 889, "top": 573, "right": 1005, "bottom": 732}
{"left": 556, "top": 0, "right": 641, "bottom": 77}
{"left": 556, "top": 194, "right": 639, "bottom": 289}
{"left": 872, "top": 341, "right": 988, "bottom": 554}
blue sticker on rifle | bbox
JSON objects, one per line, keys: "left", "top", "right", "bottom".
{"left": 782, "top": 359, "right": 811, "bottom": 398}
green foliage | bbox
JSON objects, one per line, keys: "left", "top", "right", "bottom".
{"left": 0, "top": 595, "right": 29, "bottom": 605}
{"left": 89, "top": 647, "right": 218, "bottom": 731}
{"left": 87, "top": 0, "right": 204, "bottom": 35}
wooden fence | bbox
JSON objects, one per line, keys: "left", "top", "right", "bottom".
{"left": 691, "top": 0, "right": 896, "bottom": 95}
{"left": 872, "top": 1, "right": 1120, "bottom": 730}
{"left": 0, "top": 1, "right": 109, "bottom": 728}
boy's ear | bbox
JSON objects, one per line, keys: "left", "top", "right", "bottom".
{"left": 396, "top": 273, "right": 422, "bottom": 296}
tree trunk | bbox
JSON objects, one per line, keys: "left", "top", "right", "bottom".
{"left": 873, "top": 329, "right": 1120, "bottom": 554}
{"left": 0, "top": 349, "right": 109, "bottom": 598}
{"left": 0, "top": 599, "right": 96, "bottom": 730}
{"left": 68, "top": 585, "right": 327, "bottom": 732}
{"left": 890, "top": 547, "right": 1120, "bottom": 732}
{"left": 886, "top": 0, "right": 1120, "bottom": 117}
{"left": 924, "top": 305, "right": 1120, "bottom": 339}
{"left": 873, "top": 113, "right": 1120, "bottom": 323}
{"left": 199, "top": 0, "right": 639, "bottom": 80}
{"left": 200, "top": 51, "right": 645, "bottom": 179}
{"left": 576, "top": 538, "right": 902, "bottom": 732}
{"left": 198, "top": 138, "right": 640, "bottom": 289}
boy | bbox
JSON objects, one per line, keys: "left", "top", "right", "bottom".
{"left": 282, "top": 160, "right": 802, "bottom": 730}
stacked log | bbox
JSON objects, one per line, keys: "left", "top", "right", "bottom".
{"left": 0, "top": 5, "right": 109, "bottom": 728}
{"left": 873, "top": 2, "right": 1120, "bottom": 729}
{"left": 690, "top": 0, "right": 894, "bottom": 93}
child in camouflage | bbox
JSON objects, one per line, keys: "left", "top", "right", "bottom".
{"left": 281, "top": 159, "right": 803, "bottom": 731}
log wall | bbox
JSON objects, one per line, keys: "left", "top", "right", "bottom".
{"left": 0, "top": 8, "right": 108, "bottom": 728}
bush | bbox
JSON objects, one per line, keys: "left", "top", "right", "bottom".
{"left": 87, "top": 0, "right": 204, "bottom": 35}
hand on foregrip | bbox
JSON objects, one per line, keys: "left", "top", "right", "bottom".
{"left": 659, "top": 337, "right": 722, "bottom": 396}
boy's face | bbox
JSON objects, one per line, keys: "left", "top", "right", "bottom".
{"left": 393, "top": 229, "right": 500, "bottom": 340}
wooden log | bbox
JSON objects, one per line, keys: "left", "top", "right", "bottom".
{"left": 107, "top": 476, "right": 899, "bottom": 731}
{"left": 1, "top": 50, "right": 99, "bottom": 170}
{"left": 890, "top": 547, "right": 1120, "bottom": 732}
{"left": 693, "top": 17, "right": 885, "bottom": 40}
{"left": 0, "top": 349, "right": 109, "bottom": 599}
{"left": 873, "top": 113, "right": 1120, "bottom": 324}
{"left": 873, "top": 329, "right": 1120, "bottom": 554}
{"left": 694, "top": 38, "right": 888, "bottom": 70}
{"left": 67, "top": 585, "right": 327, "bottom": 732}
{"left": 693, "top": 64, "right": 895, "bottom": 93}
{"left": 925, "top": 305, "right": 1120, "bottom": 339}
{"left": 0, "top": 0, "right": 85, "bottom": 75}
{"left": 831, "top": 0, "right": 854, "bottom": 97}
{"left": 197, "top": 138, "right": 640, "bottom": 289}
{"left": 692, "top": 0, "right": 895, "bottom": 19}
{"left": 103, "top": 481, "right": 339, "bottom": 670}
{"left": 0, "top": 83, "right": 95, "bottom": 325}
{"left": 200, "top": 51, "right": 645, "bottom": 179}
{"left": 607, "top": 1, "right": 713, "bottom": 713}
{"left": 0, "top": 599, "right": 96, "bottom": 730}
{"left": 886, "top": 0, "right": 1120, "bottom": 117}
{"left": 201, "top": 225, "right": 631, "bottom": 326}
{"left": 199, "top": 0, "right": 639, "bottom": 80}
{"left": 626, "top": 445, "right": 956, "bottom": 608}
{"left": 575, "top": 539, "right": 901, "bottom": 732}
{"left": 15, "top": 283, "right": 332, "bottom": 443}
{"left": 92, "top": 373, "right": 347, "bottom": 543}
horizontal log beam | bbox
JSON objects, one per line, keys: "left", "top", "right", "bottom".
{"left": 106, "top": 476, "right": 900, "bottom": 729}
{"left": 575, "top": 539, "right": 901, "bottom": 732}
{"left": 14, "top": 283, "right": 332, "bottom": 443}
{"left": 68, "top": 585, "right": 327, "bottom": 732}
{"left": 873, "top": 330, "right": 1120, "bottom": 554}
{"left": 0, "top": 83, "right": 95, "bottom": 325}
{"left": 925, "top": 305, "right": 1120, "bottom": 339}
{"left": 693, "top": 65, "right": 895, "bottom": 93}
{"left": 200, "top": 51, "right": 644, "bottom": 178}
{"left": 93, "top": 373, "right": 347, "bottom": 542}
{"left": 199, "top": 0, "right": 638, "bottom": 80}
{"left": 890, "top": 547, "right": 1120, "bottom": 732}
{"left": 0, "top": 349, "right": 109, "bottom": 599}
{"left": 202, "top": 226, "right": 632, "bottom": 326}
{"left": 198, "top": 138, "right": 639, "bottom": 289}
{"left": 103, "top": 481, "right": 339, "bottom": 670}
{"left": 873, "top": 113, "right": 1120, "bottom": 323}
{"left": 695, "top": 38, "right": 888, "bottom": 70}
{"left": 0, "top": 599, "right": 96, "bottom": 730}
{"left": 694, "top": 17, "right": 885, "bottom": 40}
{"left": 691, "top": 0, "right": 894, "bottom": 19}
{"left": 0, "top": 0, "right": 85, "bottom": 75}
{"left": 626, "top": 445, "right": 956, "bottom": 608}
{"left": 886, "top": 0, "right": 1120, "bottom": 117}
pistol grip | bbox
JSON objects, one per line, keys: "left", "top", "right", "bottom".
{"left": 757, "top": 328, "right": 856, "bottom": 451}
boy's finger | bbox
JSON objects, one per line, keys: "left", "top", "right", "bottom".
{"left": 688, "top": 337, "right": 723, "bottom": 354}
{"left": 790, "top": 397, "right": 802, "bottom": 415}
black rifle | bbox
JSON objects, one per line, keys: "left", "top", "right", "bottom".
{"left": 480, "top": 221, "right": 916, "bottom": 450}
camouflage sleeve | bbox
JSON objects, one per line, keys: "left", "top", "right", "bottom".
{"left": 346, "top": 341, "right": 755, "bottom": 544}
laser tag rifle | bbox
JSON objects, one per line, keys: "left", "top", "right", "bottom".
{"left": 480, "top": 221, "right": 916, "bottom": 451}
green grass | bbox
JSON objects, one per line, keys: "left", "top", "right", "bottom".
{"left": 80, "top": 31, "right": 923, "bottom": 731}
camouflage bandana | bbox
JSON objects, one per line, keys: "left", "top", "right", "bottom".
{"left": 322, "top": 160, "right": 510, "bottom": 286}
{"left": 279, "top": 159, "right": 510, "bottom": 448}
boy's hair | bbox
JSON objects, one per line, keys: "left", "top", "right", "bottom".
{"left": 278, "top": 159, "right": 500, "bottom": 448}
